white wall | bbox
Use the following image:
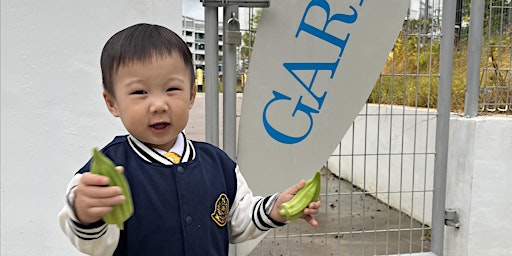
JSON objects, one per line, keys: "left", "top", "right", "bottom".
{"left": 1, "top": 1, "right": 182, "bottom": 255}
{"left": 328, "top": 107, "right": 512, "bottom": 255}
{"left": 445, "top": 116, "right": 512, "bottom": 256}
{"left": 328, "top": 105, "right": 439, "bottom": 226}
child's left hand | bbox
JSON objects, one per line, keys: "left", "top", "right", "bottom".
{"left": 270, "top": 179, "right": 321, "bottom": 226}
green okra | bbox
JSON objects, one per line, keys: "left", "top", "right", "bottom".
{"left": 90, "top": 148, "right": 133, "bottom": 230}
{"left": 279, "top": 171, "right": 321, "bottom": 221}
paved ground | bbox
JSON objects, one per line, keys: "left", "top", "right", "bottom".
{"left": 249, "top": 167, "right": 431, "bottom": 256}
{"left": 186, "top": 92, "right": 243, "bottom": 147}
{"left": 187, "top": 93, "right": 431, "bottom": 256}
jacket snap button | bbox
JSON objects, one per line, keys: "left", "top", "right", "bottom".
{"left": 185, "top": 216, "right": 193, "bottom": 224}
{"left": 177, "top": 166, "right": 185, "bottom": 174}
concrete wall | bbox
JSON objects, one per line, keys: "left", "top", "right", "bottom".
{"left": 444, "top": 116, "right": 512, "bottom": 256}
{"left": 327, "top": 105, "right": 439, "bottom": 226}
{"left": 1, "top": 1, "right": 181, "bottom": 255}
{"left": 328, "top": 106, "right": 512, "bottom": 255}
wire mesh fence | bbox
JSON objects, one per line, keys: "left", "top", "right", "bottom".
{"left": 248, "top": 1, "right": 442, "bottom": 255}
{"left": 480, "top": 0, "right": 512, "bottom": 113}
{"left": 244, "top": 0, "right": 510, "bottom": 255}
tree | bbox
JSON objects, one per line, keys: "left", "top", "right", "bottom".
{"left": 241, "top": 8, "right": 262, "bottom": 49}
{"left": 240, "top": 8, "right": 262, "bottom": 80}
{"left": 463, "top": 0, "right": 511, "bottom": 35}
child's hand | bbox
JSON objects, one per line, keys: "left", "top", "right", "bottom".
{"left": 270, "top": 180, "right": 321, "bottom": 226}
{"left": 73, "top": 166, "right": 126, "bottom": 225}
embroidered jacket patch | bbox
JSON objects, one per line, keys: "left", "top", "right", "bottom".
{"left": 211, "top": 193, "right": 229, "bottom": 227}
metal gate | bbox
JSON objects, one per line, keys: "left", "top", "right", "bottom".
{"left": 202, "top": 0, "right": 511, "bottom": 255}
{"left": 247, "top": 0, "right": 445, "bottom": 255}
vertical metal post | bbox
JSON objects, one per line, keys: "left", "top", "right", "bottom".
{"left": 205, "top": 6, "right": 219, "bottom": 146}
{"left": 222, "top": 5, "right": 238, "bottom": 160}
{"left": 464, "top": 0, "right": 485, "bottom": 117}
{"left": 431, "top": 0, "right": 457, "bottom": 255}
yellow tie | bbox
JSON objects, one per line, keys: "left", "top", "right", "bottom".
{"left": 163, "top": 152, "right": 181, "bottom": 164}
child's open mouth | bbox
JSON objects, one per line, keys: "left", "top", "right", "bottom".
{"left": 150, "top": 122, "right": 169, "bottom": 130}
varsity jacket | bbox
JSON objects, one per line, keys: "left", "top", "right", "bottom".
{"left": 59, "top": 133, "right": 285, "bottom": 256}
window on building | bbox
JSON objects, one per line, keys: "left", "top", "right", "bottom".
{"left": 195, "top": 54, "right": 205, "bottom": 61}
{"left": 195, "top": 33, "right": 205, "bottom": 40}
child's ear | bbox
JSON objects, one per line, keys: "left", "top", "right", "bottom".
{"left": 103, "top": 91, "right": 120, "bottom": 117}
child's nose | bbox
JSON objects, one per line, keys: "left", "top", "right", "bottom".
{"left": 150, "top": 96, "right": 169, "bottom": 114}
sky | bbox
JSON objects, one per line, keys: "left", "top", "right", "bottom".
{"left": 182, "top": 0, "right": 204, "bottom": 19}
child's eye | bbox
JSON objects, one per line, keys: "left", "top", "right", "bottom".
{"left": 131, "top": 90, "right": 147, "bottom": 95}
{"left": 166, "top": 87, "right": 180, "bottom": 92}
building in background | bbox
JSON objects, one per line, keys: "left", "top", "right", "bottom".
{"left": 182, "top": 15, "right": 224, "bottom": 79}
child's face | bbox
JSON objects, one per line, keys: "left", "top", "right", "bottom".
{"left": 104, "top": 54, "right": 196, "bottom": 151}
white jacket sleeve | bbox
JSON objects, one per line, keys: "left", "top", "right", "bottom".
{"left": 228, "top": 165, "right": 286, "bottom": 243}
{"left": 58, "top": 174, "right": 120, "bottom": 256}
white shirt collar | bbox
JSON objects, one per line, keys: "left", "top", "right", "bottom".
{"left": 153, "top": 132, "right": 185, "bottom": 157}
{"left": 127, "top": 132, "right": 195, "bottom": 165}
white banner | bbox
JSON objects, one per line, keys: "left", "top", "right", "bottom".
{"left": 236, "top": 1, "right": 410, "bottom": 254}
{"left": 237, "top": 0, "right": 410, "bottom": 198}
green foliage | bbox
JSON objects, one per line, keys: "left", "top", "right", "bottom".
{"left": 238, "top": 3, "right": 511, "bottom": 113}
{"left": 241, "top": 8, "right": 262, "bottom": 59}
{"left": 368, "top": 31, "right": 445, "bottom": 110}
{"left": 369, "top": 22, "right": 511, "bottom": 114}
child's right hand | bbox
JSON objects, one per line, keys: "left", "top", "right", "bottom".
{"left": 73, "top": 166, "right": 126, "bottom": 225}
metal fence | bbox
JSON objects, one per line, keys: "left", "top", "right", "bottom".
{"left": 248, "top": 0, "right": 444, "bottom": 255}
{"left": 232, "top": 0, "right": 510, "bottom": 255}
{"left": 480, "top": 0, "right": 512, "bottom": 113}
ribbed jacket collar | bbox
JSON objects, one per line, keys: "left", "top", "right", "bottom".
{"left": 126, "top": 132, "right": 196, "bottom": 165}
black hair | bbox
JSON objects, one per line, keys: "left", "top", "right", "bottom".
{"left": 100, "top": 23, "right": 195, "bottom": 96}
